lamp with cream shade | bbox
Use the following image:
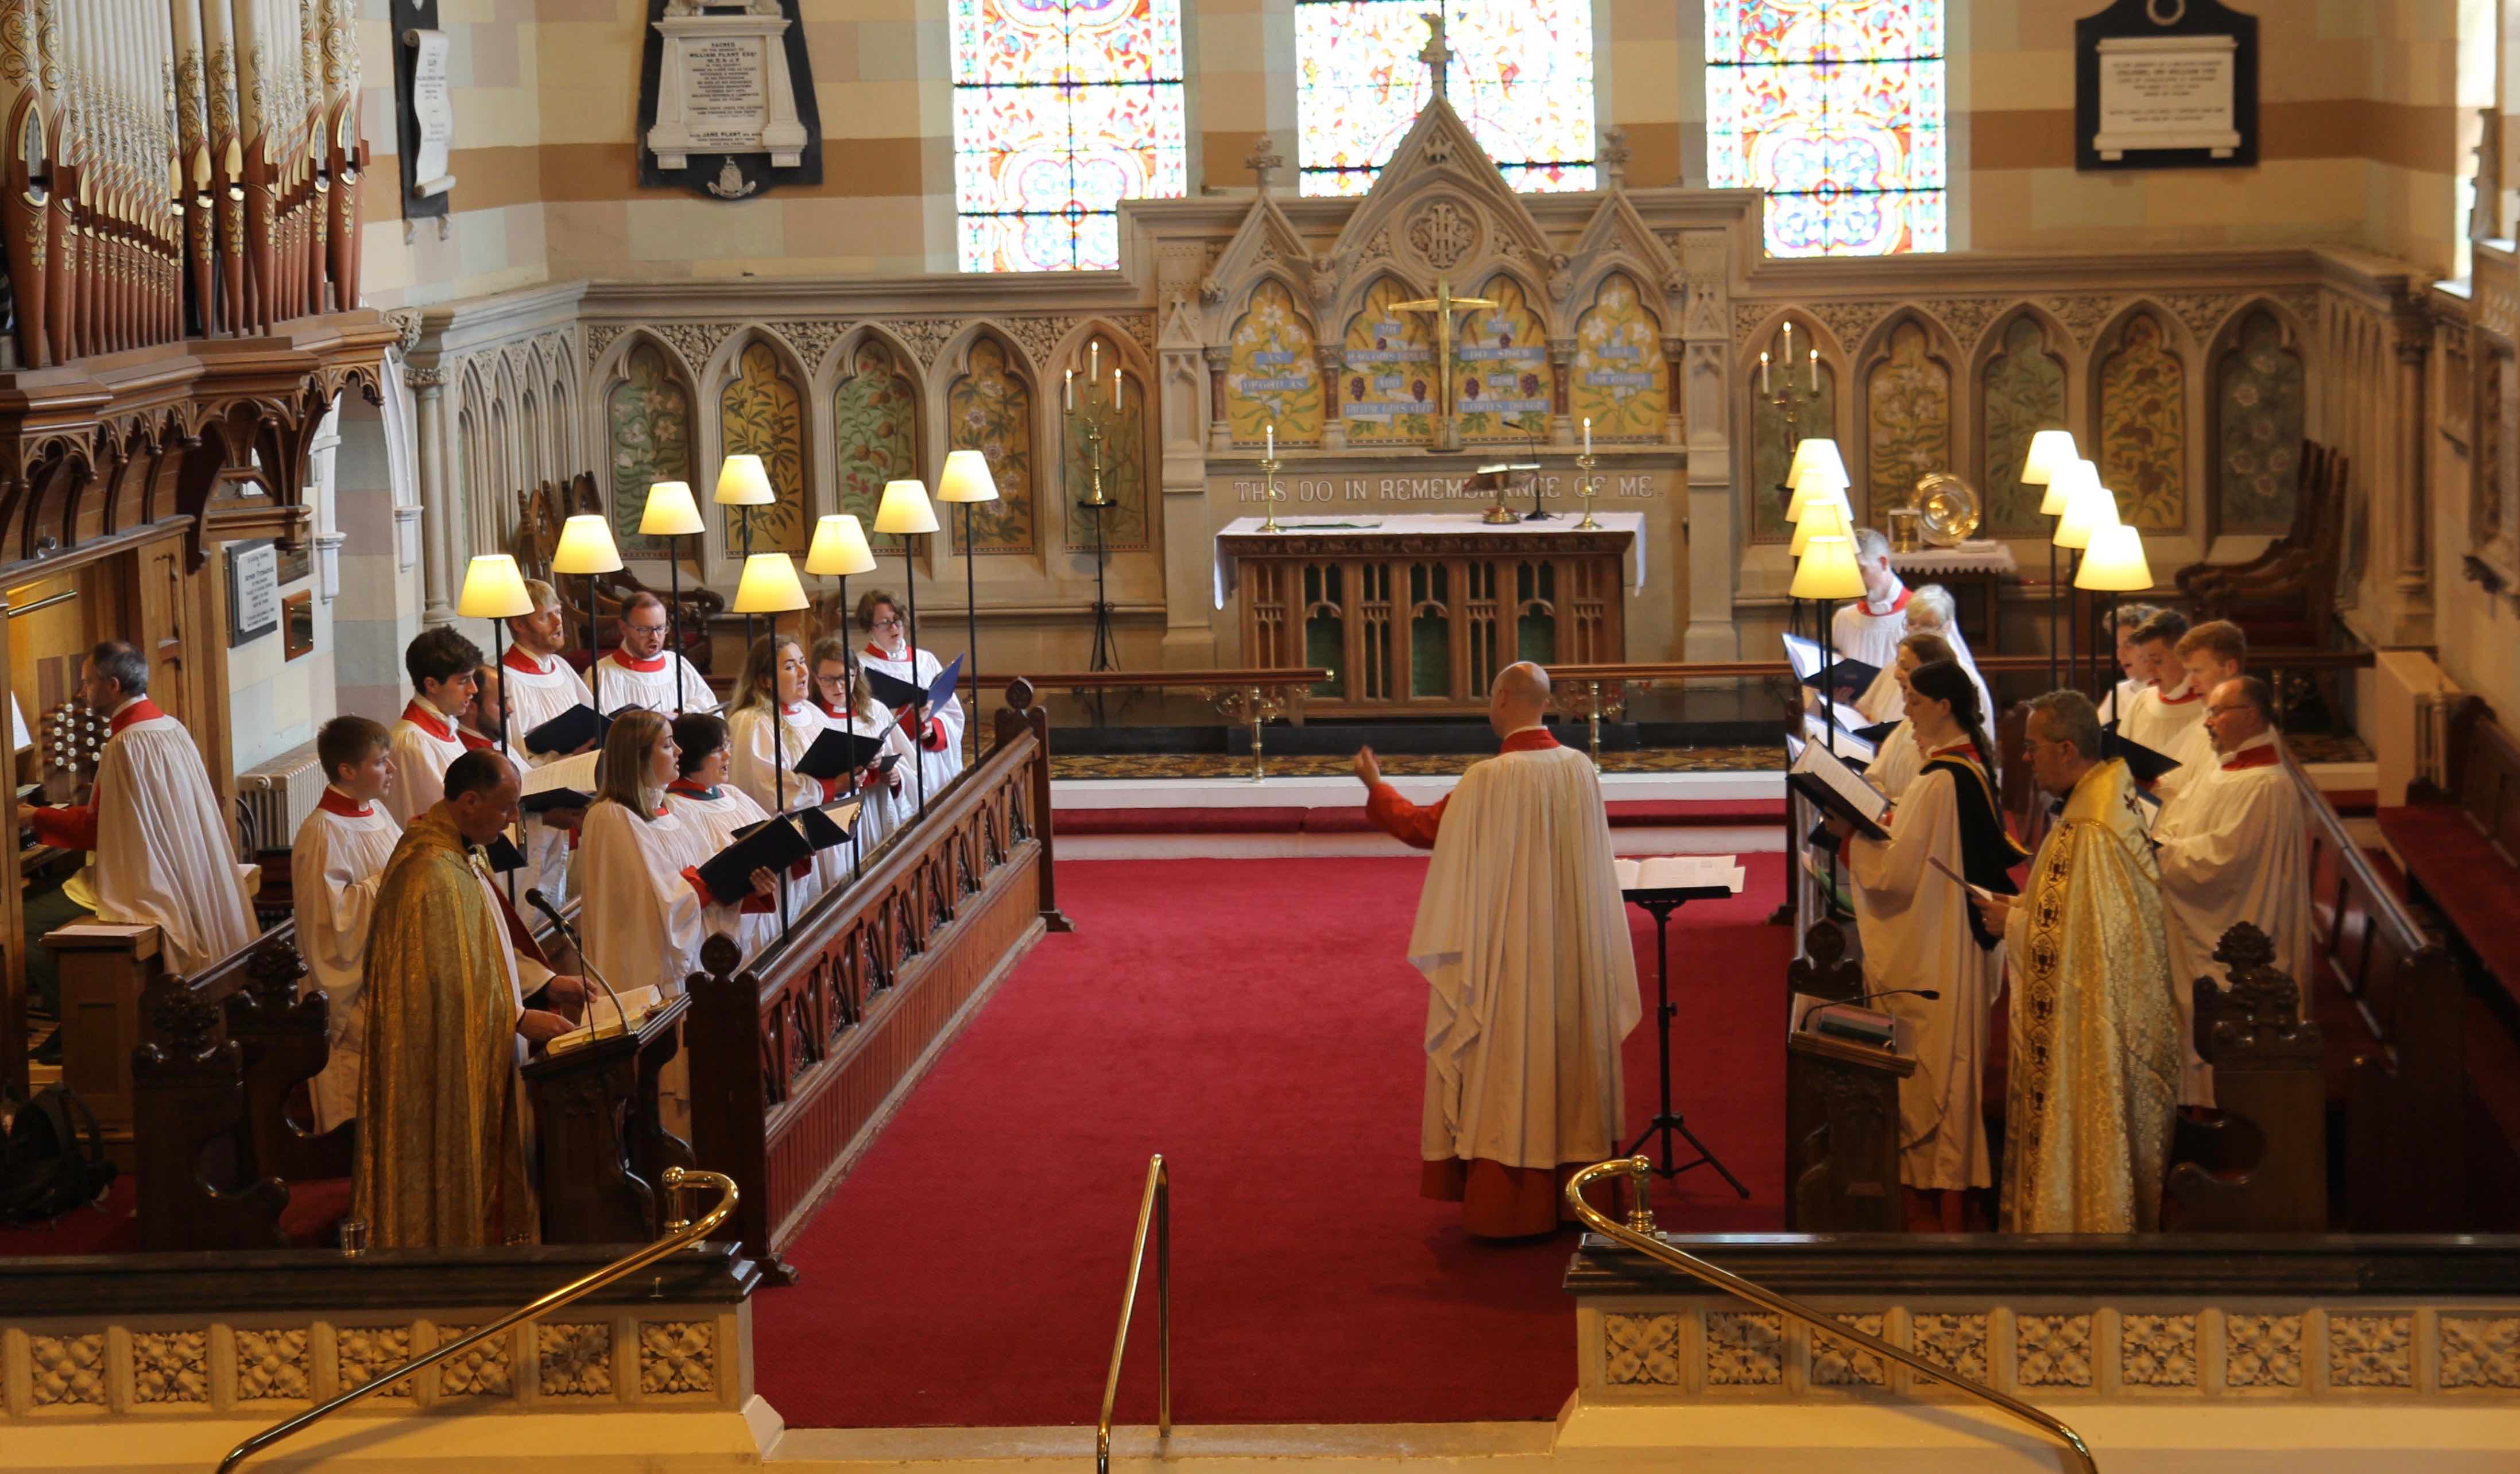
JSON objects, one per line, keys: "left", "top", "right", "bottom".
{"left": 1788, "top": 492, "right": 1852, "bottom": 558}
{"left": 2019, "top": 428, "right": 2080, "bottom": 688}
{"left": 934, "top": 449, "right": 999, "bottom": 761}
{"left": 459, "top": 554, "right": 536, "bottom": 894}
{"left": 2049, "top": 463, "right": 2122, "bottom": 695}
{"left": 806, "top": 513, "right": 880, "bottom": 881}
{"left": 873, "top": 479, "right": 939, "bottom": 819}
{"left": 2074, "top": 521, "right": 2153, "bottom": 707}
{"left": 730, "top": 552, "right": 811, "bottom": 916}
{"left": 716, "top": 452, "right": 777, "bottom": 651}
{"left": 551, "top": 513, "right": 624, "bottom": 711}
{"left": 639, "top": 480, "right": 706, "bottom": 713}
{"left": 1791, "top": 534, "right": 1868, "bottom": 740}
{"left": 1783, "top": 439, "right": 1847, "bottom": 512}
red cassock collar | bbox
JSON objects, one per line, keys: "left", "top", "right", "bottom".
{"left": 1858, "top": 585, "right": 1911, "bottom": 618}
{"left": 2157, "top": 681, "right": 2203, "bottom": 705}
{"left": 812, "top": 697, "right": 845, "bottom": 719}
{"left": 2221, "top": 745, "right": 2280, "bottom": 772}
{"left": 400, "top": 700, "right": 455, "bottom": 742}
{"left": 863, "top": 642, "right": 905, "bottom": 663}
{"left": 611, "top": 650, "right": 669, "bottom": 673}
{"left": 502, "top": 646, "right": 550, "bottom": 676}
{"left": 1930, "top": 740, "right": 1983, "bottom": 761}
{"left": 1500, "top": 728, "right": 1560, "bottom": 754}
{"left": 108, "top": 699, "right": 167, "bottom": 736}
{"left": 316, "top": 788, "right": 374, "bottom": 819}
{"left": 458, "top": 728, "right": 497, "bottom": 752}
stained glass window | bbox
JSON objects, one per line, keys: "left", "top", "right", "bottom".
{"left": 1705, "top": 1, "right": 1946, "bottom": 257}
{"left": 1295, "top": 1, "right": 1595, "bottom": 197}
{"left": 953, "top": 0, "right": 1187, "bottom": 272}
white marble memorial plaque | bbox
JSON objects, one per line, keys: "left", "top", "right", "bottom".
{"left": 2092, "top": 34, "right": 2242, "bottom": 159}
{"left": 648, "top": 3, "right": 808, "bottom": 172}
{"left": 402, "top": 28, "right": 457, "bottom": 197}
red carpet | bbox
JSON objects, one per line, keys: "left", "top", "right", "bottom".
{"left": 752, "top": 852, "right": 1790, "bottom": 1429}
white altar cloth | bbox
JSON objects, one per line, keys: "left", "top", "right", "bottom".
{"left": 1211, "top": 512, "right": 1646, "bottom": 611}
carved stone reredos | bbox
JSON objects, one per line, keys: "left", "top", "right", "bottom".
{"left": 1318, "top": 94, "right": 1554, "bottom": 320}
{"left": 1202, "top": 192, "right": 1317, "bottom": 342}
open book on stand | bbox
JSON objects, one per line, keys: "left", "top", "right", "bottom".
{"left": 543, "top": 985, "right": 667, "bottom": 1056}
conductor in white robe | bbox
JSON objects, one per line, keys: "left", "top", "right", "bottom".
{"left": 291, "top": 716, "right": 403, "bottom": 1132}
{"left": 1355, "top": 662, "right": 1641, "bottom": 1238}
{"left": 857, "top": 588, "right": 966, "bottom": 805}
{"left": 594, "top": 590, "right": 719, "bottom": 716}
{"left": 28, "top": 641, "right": 257, "bottom": 978}
{"left": 384, "top": 626, "right": 482, "bottom": 825}
{"left": 2151, "top": 676, "right": 2313, "bottom": 1108}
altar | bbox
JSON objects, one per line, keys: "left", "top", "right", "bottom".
{"left": 1213, "top": 512, "right": 1643, "bottom": 715}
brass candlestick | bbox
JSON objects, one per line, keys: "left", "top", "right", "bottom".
{"left": 1574, "top": 451, "right": 1601, "bottom": 529}
{"left": 1256, "top": 453, "right": 1286, "bottom": 532}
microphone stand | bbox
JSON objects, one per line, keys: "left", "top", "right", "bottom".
{"left": 526, "top": 889, "right": 631, "bottom": 1039}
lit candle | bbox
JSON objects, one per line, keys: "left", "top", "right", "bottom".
{"left": 1114, "top": 371, "right": 1122, "bottom": 411}
{"left": 1091, "top": 340, "right": 1100, "bottom": 382}
{"left": 1266, "top": 422, "right": 1274, "bottom": 457}
{"left": 1582, "top": 416, "right": 1592, "bottom": 455}
{"left": 1064, "top": 368, "right": 1074, "bottom": 410}
{"left": 1807, "top": 347, "right": 1817, "bottom": 391}
{"left": 1782, "top": 321, "right": 1793, "bottom": 362}
{"left": 1760, "top": 350, "right": 1770, "bottom": 394}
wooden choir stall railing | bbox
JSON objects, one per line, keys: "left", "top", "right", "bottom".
{"left": 686, "top": 680, "right": 1067, "bottom": 1281}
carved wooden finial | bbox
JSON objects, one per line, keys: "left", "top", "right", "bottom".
{"left": 700, "top": 932, "right": 745, "bottom": 979}
{"left": 1245, "top": 135, "right": 1283, "bottom": 196}
{"left": 1418, "top": 11, "right": 1451, "bottom": 102}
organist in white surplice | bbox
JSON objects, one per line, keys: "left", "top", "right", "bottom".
{"left": 27, "top": 641, "right": 256, "bottom": 976}
{"left": 290, "top": 716, "right": 402, "bottom": 1132}
{"left": 384, "top": 626, "right": 482, "bottom": 825}
{"left": 2151, "top": 676, "right": 2313, "bottom": 1108}
{"left": 1354, "top": 661, "right": 1640, "bottom": 1239}
{"left": 500, "top": 578, "right": 599, "bottom": 899}
{"left": 594, "top": 590, "right": 718, "bottom": 716}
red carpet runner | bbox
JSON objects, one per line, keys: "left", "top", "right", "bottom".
{"left": 752, "top": 853, "right": 1791, "bottom": 1428}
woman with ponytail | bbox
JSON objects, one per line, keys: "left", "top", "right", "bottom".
{"left": 1829, "top": 657, "right": 2027, "bottom": 1231}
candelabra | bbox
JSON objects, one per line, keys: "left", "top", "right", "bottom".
{"left": 1572, "top": 451, "right": 1601, "bottom": 530}
{"left": 1066, "top": 362, "right": 1127, "bottom": 673}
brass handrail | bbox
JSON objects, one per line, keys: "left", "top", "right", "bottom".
{"left": 215, "top": 1167, "right": 739, "bottom": 1474}
{"left": 1097, "top": 1154, "right": 1172, "bottom": 1474}
{"left": 1566, "top": 1158, "right": 2098, "bottom": 1474}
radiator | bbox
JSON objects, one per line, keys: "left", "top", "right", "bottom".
{"left": 236, "top": 739, "right": 327, "bottom": 855}
{"left": 2371, "top": 650, "right": 2460, "bottom": 806}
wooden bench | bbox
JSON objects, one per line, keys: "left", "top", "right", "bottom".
{"left": 2377, "top": 699, "right": 2520, "bottom": 1008}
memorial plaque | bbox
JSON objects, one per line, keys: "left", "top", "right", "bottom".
{"left": 388, "top": 0, "right": 452, "bottom": 226}
{"left": 638, "top": 0, "right": 823, "bottom": 200}
{"left": 2076, "top": 0, "right": 2258, "bottom": 172}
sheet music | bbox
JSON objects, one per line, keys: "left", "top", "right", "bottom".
{"left": 1801, "top": 709, "right": 1875, "bottom": 762}
{"left": 1615, "top": 855, "right": 1746, "bottom": 893}
{"left": 1782, "top": 631, "right": 1827, "bottom": 682}
{"left": 1789, "top": 740, "right": 1890, "bottom": 824}
{"left": 1925, "top": 854, "right": 2000, "bottom": 905}
{"left": 522, "top": 749, "right": 599, "bottom": 796}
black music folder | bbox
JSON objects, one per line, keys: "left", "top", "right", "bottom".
{"left": 2105, "top": 731, "right": 2183, "bottom": 788}
{"left": 481, "top": 832, "right": 530, "bottom": 873}
{"left": 1786, "top": 738, "right": 1892, "bottom": 841}
{"left": 523, "top": 703, "right": 615, "bottom": 757}
{"left": 865, "top": 654, "right": 963, "bottom": 713}
{"left": 792, "top": 727, "right": 900, "bottom": 783}
{"left": 1782, "top": 632, "right": 1880, "bottom": 697}
{"left": 694, "top": 800, "right": 864, "bottom": 905}
{"left": 519, "top": 751, "right": 598, "bottom": 815}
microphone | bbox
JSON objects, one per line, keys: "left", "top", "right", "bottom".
{"left": 524, "top": 887, "right": 630, "bottom": 1037}
{"left": 1849, "top": 987, "right": 1940, "bottom": 1004}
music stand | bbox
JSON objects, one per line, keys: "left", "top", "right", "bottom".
{"left": 1621, "top": 865, "right": 1752, "bottom": 1197}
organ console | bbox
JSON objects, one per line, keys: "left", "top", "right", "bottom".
{"left": 0, "top": 0, "right": 366, "bottom": 368}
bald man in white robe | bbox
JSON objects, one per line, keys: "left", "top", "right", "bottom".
{"left": 1355, "top": 662, "right": 1641, "bottom": 1238}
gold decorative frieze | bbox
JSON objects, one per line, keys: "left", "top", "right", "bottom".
{"left": 2015, "top": 1313, "right": 2093, "bottom": 1390}
{"left": 2120, "top": 1314, "right": 2199, "bottom": 1389}
{"left": 538, "top": 1322, "right": 617, "bottom": 1399}
{"left": 638, "top": 1321, "right": 717, "bottom": 1396}
{"left": 1603, "top": 1312, "right": 1683, "bottom": 1387}
{"left": 2225, "top": 1312, "right": 2306, "bottom": 1390}
{"left": 2329, "top": 1314, "right": 2416, "bottom": 1390}
{"left": 433, "top": 1325, "right": 513, "bottom": 1399}
{"left": 2437, "top": 1316, "right": 2520, "bottom": 1391}
{"left": 28, "top": 1333, "right": 107, "bottom": 1409}
{"left": 1811, "top": 1313, "right": 1888, "bottom": 1388}
{"left": 1909, "top": 1312, "right": 1989, "bottom": 1386}
{"left": 233, "top": 1328, "right": 312, "bottom": 1403}
{"left": 130, "top": 1331, "right": 210, "bottom": 1406}
{"left": 335, "top": 1324, "right": 417, "bottom": 1399}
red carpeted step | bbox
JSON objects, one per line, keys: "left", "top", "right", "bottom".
{"left": 1058, "top": 796, "right": 1788, "bottom": 837}
{"left": 751, "top": 853, "right": 1791, "bottom": 1429}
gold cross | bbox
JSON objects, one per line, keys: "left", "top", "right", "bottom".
{"left": 1393, "top": 277, "right": 1496, "bottom": 449}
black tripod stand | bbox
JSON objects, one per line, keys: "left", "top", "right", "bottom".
{"left": 1078, "top": 495, "right": 1118, "bottom": 724}
{"left": 1622, "top": 886, "right": 1751, "bottom": 1197}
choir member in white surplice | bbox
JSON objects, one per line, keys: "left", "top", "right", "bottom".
{"left": 664, "top": 712, "right": 789, "bottom": 960}
{"left": 28, "top": 642, "right": 257, "bottom": 977}
{"left": 498, "top": 578, "right": 599, "bottom": 900}
{"left": 1356, "top": 662, "right": 1641, "bottom": 1239}
{"left": 290, "top": 717, "right": 402, "bottom": 1132}
{"left": 593, "top": 590, "right": 719, "bottom": 716}
{"left": 857, "top": 587, "right": 965, "bottom": 804}
{"left": 1862, "top": 633, "right": 1959, "bottom": 802}
{"left": 1834, "top": 660, "right": 2027, "bottom": 1230}
{"left": 728, "top": 635, "right": 854, "bottom": 897}
{"left": 578, "top": 710, "right": 776, "bottom": 1010}
{"left": 811, "top": 635, "right": 912, "bottom": 858}
{"left": 383, "top": 626, "right": 483, "bottom": 826}
{"left": 2153, "top": 619, "right": 2247, "bottom": 805}
{"left": 2151, "top": 677, "right": 2313, "bottom": 1108}
{"left": 2117, "top": 610, "right": 2208, "bottom": 761}
{"left": 2093, "top": 603, "right": 2163, "bottom": 728}
{"left": 1829, "top": 527, "right": 1912, "bottom": 677}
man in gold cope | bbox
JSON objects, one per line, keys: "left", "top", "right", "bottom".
{"left": 1974, "top": 691, "right": 2180, "bottom": 1232}
{"left": 354, "top": 750, "right": 584, "bottom": 1248}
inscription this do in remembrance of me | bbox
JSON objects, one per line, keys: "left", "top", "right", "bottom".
{"left": 1227, "top": 472, "right": 1669, "bottom": 507}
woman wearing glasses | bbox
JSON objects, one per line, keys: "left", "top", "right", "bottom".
{"left": 810, "top": 635, "right": 911, "bottom": 855}
{"left": 855, "top": 588, "right": 965, "bottom": 804}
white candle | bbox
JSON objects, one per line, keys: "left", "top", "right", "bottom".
{"left": 1807, "top": 347, "right": 1817, "bottom": 391}
{"left": 1266, "top": 422, "right": 1274, "bottom": 456}
{"left": 1091, "top": 341, "right": 1100, "bottom": 381}
{"left": 1064, "top": 368, "right": 1074, "bottom": 410}
{"left": 1114, "top": 371, "right": 1122, "bottom": 411}
{"left": 1782, "top": 321, "right": 1793, "bottom": 361}
{"left": 1760, "top": 350, "right": 1770, "bottom": 394}
{"left": 1582, "top": 416, "right": 1592, "bottom": 455}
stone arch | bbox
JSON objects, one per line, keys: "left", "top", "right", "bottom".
{"left": 941, "top": 327, "right": 1038, "bottom": 557}
{"left": 2206, "top": 301, "right": 2310, "bottom": 536}
{"left": 1975, "top": 305, "right": 2074, "bottom": 534}
{"left": 2089, "top": 303, "right": 2193, "bottom": 533}
{"left": 600, "top": 329, "right": 700, "bottom": 550}
{"left": 1855, "top": 310, "right": 1959, "bottom": 523}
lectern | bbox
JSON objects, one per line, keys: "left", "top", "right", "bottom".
{"left": 1784, "top": 1023, "right": 1915, "bottom": 1233}
{"left": 521, "top": 994, "right": 695, "bottom": 1244}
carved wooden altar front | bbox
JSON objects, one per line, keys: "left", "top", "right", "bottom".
{"left": 1222, "top": 519, "right": 1631, "bottom": 715}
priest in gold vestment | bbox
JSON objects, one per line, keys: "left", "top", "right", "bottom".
{"left": 1973, "top": 691, "right": 2180, "bottom": 1232}
{"left": 354, "top": 750, "right": 582, "bottom": 1248}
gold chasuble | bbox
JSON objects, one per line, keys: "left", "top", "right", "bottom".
{"left": 2001, "top": 758, "right": 2180, "bottom": 1232}
{"left": 353, "top": 809, "right": 536, "bottom": 1248}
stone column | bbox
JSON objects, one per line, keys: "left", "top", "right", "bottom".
{"left": 1547, "top": 336, "right": 1576, "bottom": 448}
{"left": 408, "top": 364, "right": 456, "bottom": 628}
{"left": 1205, "top": 346, "right": 1232, "bottom": 453}
{"left": 2391, "top": 327, "right": 2434, "bottom": 642}
{"left": 1159, "top": 301, "right": 1220, "bottom": 666}
{"left": 1677, "top": 228, "right": 1738, "bottom": 664}
{"left": 1317, "top": 344, "right": 1347, "bottom": 452}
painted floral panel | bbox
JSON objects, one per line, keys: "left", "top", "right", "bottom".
{"left": 719, "top": 341, "right": 809, "bottom": 554}
{"left": 1226, "top": 280, "right": 1323, "bottom": 448}
{"left": 2098, "top": 312, "right": 2186, "bottom": 532}
{"left": 834, "top": 340, "right": 922, "bottom": 553}
{"left": 1066, "top": 365, "right": 1148, "bottom": 552}
{"left": 1456, "top": 275, "right": 1552, "bottom": 444}
{"left": 1865, "top": 319, "right": 1950, "bottom": 520}
{"left": 2213, "top": 311, "right": 2304, "bottom": 536}
{"left": 1343, "top": 277, "right": 1435, "bottom": 446}
{"left": 1981, "top": 314, "right": 2068, "bottom": 534}
{"left": 605, "top": 343, "right": 695, "bottom": 554}
{"left": 1752, "top": 350, "right": 1835, "bottom": 542}
{"left": 1570, "top": 272, "right": 1666, "bottom": 441}
{"left": 948, "top": 337, "right": 1038, "bottom": 554}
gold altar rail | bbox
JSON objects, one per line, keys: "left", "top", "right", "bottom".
{"left": 1097, "top": 1154, "right": 1173, "bottom": 1474}
{"left": 1566, "top": 1158, "right": 2099, "bottom": 1474}
{"left": 215, "top": 1167, "right": 738, "bottom": 1474}
{"left": 1024, "top": 669, "right": 1330, "bottom": 779}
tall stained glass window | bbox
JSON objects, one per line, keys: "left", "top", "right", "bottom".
{"left": 1705, "top": 1, "right": 1946, "bottom": 257}
{"left": 953, "top": 0, "right": 1188, "bottom": 271}
{"left": 1295, "top": 1, "right": 1595, "bottom": 196}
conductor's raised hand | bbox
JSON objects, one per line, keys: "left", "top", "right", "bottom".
{"left": 1353, "top": 745, "right": 1382, "bottom": 789}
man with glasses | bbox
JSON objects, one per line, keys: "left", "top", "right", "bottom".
{"left": 2150, "top": 675, "right": 2311, "bottom": 1108}
{"left": 595, "top": 589, "right": 719, "bottom": 716}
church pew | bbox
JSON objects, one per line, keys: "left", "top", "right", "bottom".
{"left": 2377, "top": 698, "right": 2520, "bottom": 1010}
{"left": 2163, "top": 922, "right": 2326, "bottom": 1232}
